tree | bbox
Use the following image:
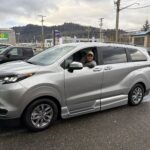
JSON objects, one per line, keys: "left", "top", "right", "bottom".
{"left": 142, "top": 20, "right": 150, "bottom": 31}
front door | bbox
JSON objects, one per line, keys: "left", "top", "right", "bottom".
{"left": 64, "top": 47, "right": 104, "bottom": 113}
{"left": 6, "top": 48, "right": 23, "bottom": 62}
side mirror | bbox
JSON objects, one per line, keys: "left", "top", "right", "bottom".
{"left": 68, "top": 62, "right": 83, "bottom": 72}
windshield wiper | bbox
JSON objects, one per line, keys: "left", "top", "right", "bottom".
{"left": 26, "top": 60, "right": 44, "bottom": 66}
{"left": 26, "top": 60, "right": 37, "bottom": 65}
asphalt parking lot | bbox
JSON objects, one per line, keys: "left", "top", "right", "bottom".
{"left": 1, "top": 97, "right": 150, "bottom": 150}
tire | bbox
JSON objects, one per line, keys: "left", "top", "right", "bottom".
{"left": 23, "top": 98, "right": 58, "bottom": 132}
{"left": 128, "top": 84, "right": 144, "bottom": 106}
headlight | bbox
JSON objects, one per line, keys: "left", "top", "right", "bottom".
{"left": 2, "top": 73, "right": 34, "bottom": 84}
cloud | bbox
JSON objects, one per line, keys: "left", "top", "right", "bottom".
{"left": 0, "top": 0, "right": 58, "bottom": 24}
{"left": 0, "top": 0, "right": 149, "bottom": 31}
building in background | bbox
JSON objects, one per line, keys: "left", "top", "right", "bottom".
{"left": 0, "top": 28, "right": 16, "bottom": 45}
{"left": 44, "top": 36, "right": 100, "bottom": 48}
{"left": 130, "top": 30, "right": 150, "bottom": 48}
{"left": 44, "top": 39, "right": 53, "bottom": 48}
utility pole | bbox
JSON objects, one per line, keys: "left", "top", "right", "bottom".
{"left": 115, "top": 0, "right": 121, "bottom": 43}
{"left": 99, "top": 18, "right": 104, "bottom": 42}
{"left": 87, "top": 26, "right": 90, "bottom": 42}
{"left": 38, "top": 15, "right": 46, "bottom": 50}
{"left": 114, "top": 1, "right": 139, "bottom": 43}
{"left": 53, "top": 30, "right": 56, "bottom": 46}
{"left": 16, "top": 32, "right": 20, "bottom": 44}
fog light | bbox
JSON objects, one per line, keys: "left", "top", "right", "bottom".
{"left": 0, "top": 108, "right": 8, "bottom": 115}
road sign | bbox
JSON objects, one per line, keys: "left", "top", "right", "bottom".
{"left": 55, "top": 30, "right": 61, "bottom": 37}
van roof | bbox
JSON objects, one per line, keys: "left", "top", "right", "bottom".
{"left": 60, "top": 42, "right": 146, "bottom": 50}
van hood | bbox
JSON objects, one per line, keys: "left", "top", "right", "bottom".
{"left": 0, "top": 61, "right": 41, "bottom": 75}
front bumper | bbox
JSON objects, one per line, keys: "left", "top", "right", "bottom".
{"left": 0, "top": 82, "right": 27, "bottom": 119}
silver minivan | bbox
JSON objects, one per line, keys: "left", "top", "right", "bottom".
{"left": 0, "top": 43, "right": 150, "bottom": 131}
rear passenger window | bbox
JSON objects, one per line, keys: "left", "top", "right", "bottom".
{"left": 22, "top": 48, "right": 33, "bottom": 57}
{"left": 128, "top": 49, "right": 147, "bottom": 61}
{"left": 102, "top": 47, "right": 127, "bottom": 64}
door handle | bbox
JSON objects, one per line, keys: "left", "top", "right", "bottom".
{"left": 93, "top": 67, "right": 102, "bottom": 72}
{"left": 104, "top": 66, "right": 112, "bottom": 71}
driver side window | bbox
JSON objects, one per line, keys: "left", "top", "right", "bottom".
{"left": 8, "top": 48, "right": 18, "bottom": 56}
{"left": 62, "top": 47, "right": 98, "bottom": 69}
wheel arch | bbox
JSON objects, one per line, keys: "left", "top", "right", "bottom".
{"left": 136, "top": 82, "right": 146, "bottom": 93}
{"left": 129, "top": 82, "right": 146, "bottom": 94}
{"left": 128, "top": 73, "right": 148, "bottom": 93}
{"left": 21, "top": 95, "right": 62, "bottom": 119}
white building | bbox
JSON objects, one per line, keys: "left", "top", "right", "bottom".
{"left": 44, "top": 36, "right": 100, "bottom": 48}
{"left": 44, "top": 39, "right": 53, "bottom": 48}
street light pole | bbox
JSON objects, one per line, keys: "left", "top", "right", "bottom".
{"left": 99, "top": 18, "right": 104, "bottom": 42}
{"left": 38, "top": 15, "right": 46, "bottom": 50}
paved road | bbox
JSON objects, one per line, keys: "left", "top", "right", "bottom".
{"left": 1, "top": 97, "right": 150, "bottom": 150}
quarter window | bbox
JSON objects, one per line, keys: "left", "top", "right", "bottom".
{"left": 102, "top": 47, "right": 127, "bottom": 64}
{"left": 128, "top": 49, "right": 147, "bottom": 61}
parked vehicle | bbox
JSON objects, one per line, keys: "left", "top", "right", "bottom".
{"left": 0, "top": 44, "right": 12, "bottom": 49}
{"left": 0, "top": 46, "right": 34, "bottom": 64}
{"left": 146, "top": 47, "right": 150, "bottom": 55}
{"left": 0, "top": 43, "right": 150, "bottom": 131}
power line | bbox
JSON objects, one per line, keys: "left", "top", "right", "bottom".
{"left": 128, "top": 4, "right": 150, "bottom": 9}
{"left": 121, "top": 0, "right": 150, "bottom": 9}
{"left": 120, "top": 2, "right": 139, "bottom": 10}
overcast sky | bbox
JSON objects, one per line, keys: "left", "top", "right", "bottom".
{"left": 0, "top": 0, "right": 150, "bottom": 31}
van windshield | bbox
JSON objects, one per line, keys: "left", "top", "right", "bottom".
{"left": 27, "top": 45, "right": 76, "bottom": 66}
